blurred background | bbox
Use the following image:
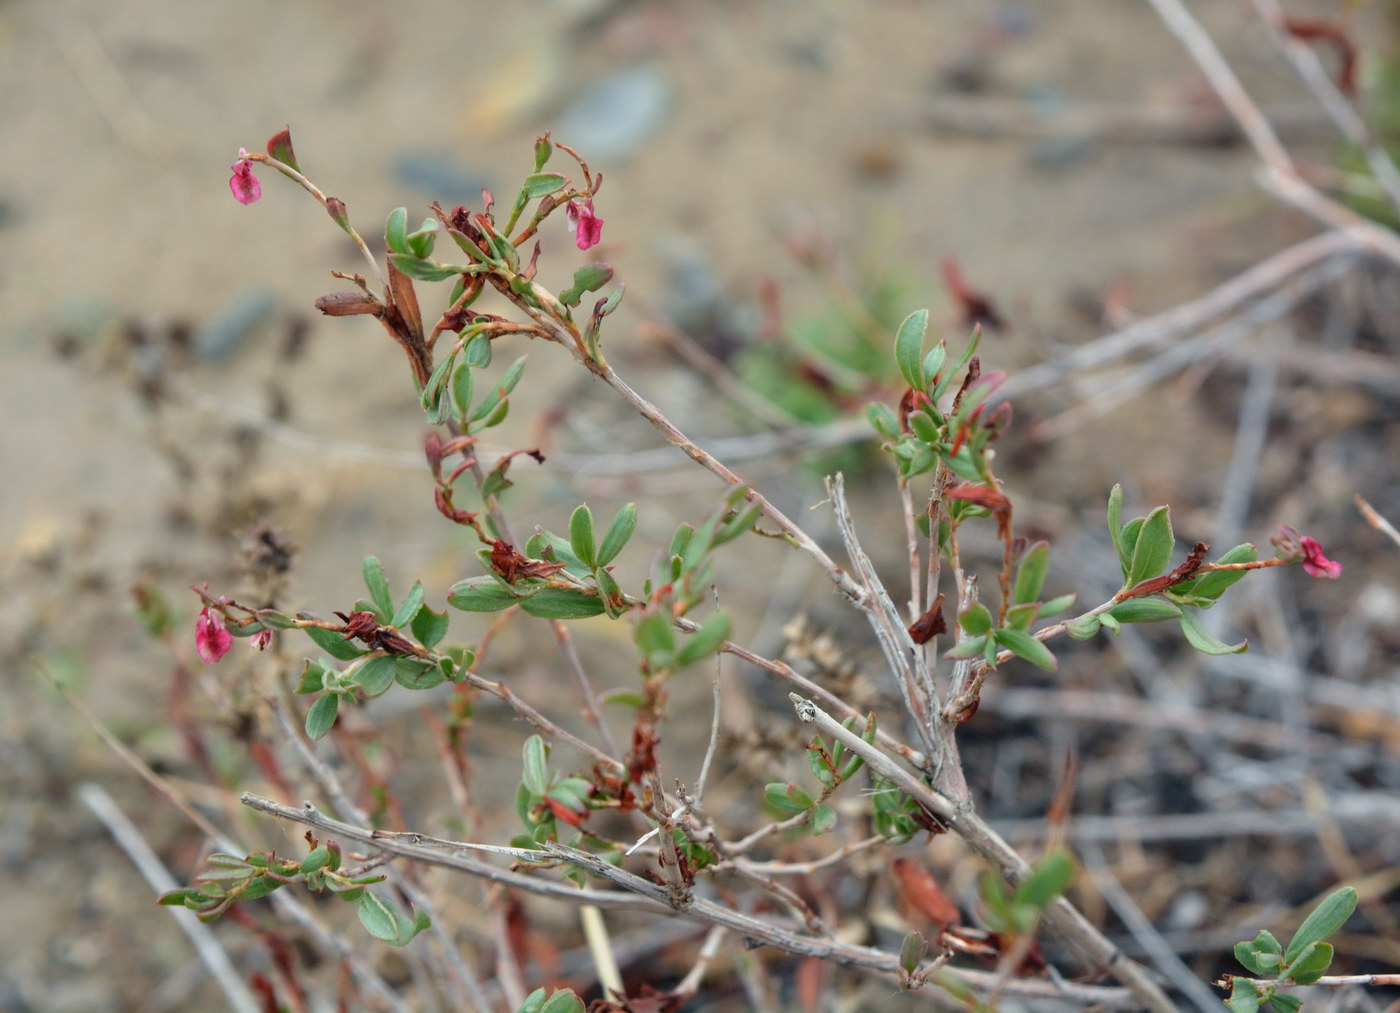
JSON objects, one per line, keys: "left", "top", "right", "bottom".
{"left": 4, "top": 0, "right": 1398, "bottom": 1009}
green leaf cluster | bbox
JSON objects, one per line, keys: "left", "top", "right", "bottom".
{"left": 1229, "top": 887, "right": 1357, "bottom": 1012}
{"left": 979, "top": 849, "right": 1076, "bottom": 936}
{"left": 160, "top": 845, "right": 427, "bottom": 946}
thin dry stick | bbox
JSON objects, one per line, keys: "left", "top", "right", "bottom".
{"left": 1081, "top": 842, "right": 1222, "bottom": 1013}
{"left": 1000, "top": 230, "right": 1353, "bottom": 400}
{"left": 264, "top": 700, "right": 490, "bottom": 1013}
{"left": 1249, "top": 0, "right": 1400, "bottom": 218}
{"left": 827, "top": 474, "right": 943, "bottom": 770}
{"left": 78, "top": 784, "right": 262, "bottom": 1013}
{"left": 1356, "top": 495, "right": 1400, "bottom": 550}
{"left": 46, "top": 672, "right": 412, "bottom": 1013}
{"left": 674, "top": 926, "right": 728, "bottom": 997}
{"left": 1145, "top": 0, "right": 1400, "bottom": 266}
{"left": 924, "top": 94, "right": 1332, "bottom": 144}
{"left": 1217, "top": 974, "right": 1400, "bottom": 989}
{"left": 788, "top": 694, "right": 1177, "bottom": 1013}
{"left": 242, "top": 794, "right": 1138, "bottom": 1006}
{"left": 595, "top": 365, "right": 866, "bottom": 605}
{"left": 1032, "top": 258, "right": 1345, "bottom": 440}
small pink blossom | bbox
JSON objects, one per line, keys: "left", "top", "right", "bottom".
{"left": 195, "top": 606, "right": 233, "bottom": 665}
{"left": 1271, "top": 525, "right": 1342, "bottom": 579}
{"left": 251, "top": 628, "right": 274, "bottom": 651}
{"left": 565, "top": 199, "right": 603, "bottom": 251}
{"left": 229, "top": 149, "right": 262, "bottom": 205}
{"left": 1299, "top": 537, "right": 1342, "bottom": 579}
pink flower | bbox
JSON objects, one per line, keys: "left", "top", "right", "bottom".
{"left": 195, "top": 606, "right": 233, "bottom": 665}
{"left": 1299, "top": 537, "right": 1342, "bottom": 579}
{"left": 1271, "top": 526, "right": 1343, "bottom": 579}
{"left": 229, "top": 149, "right": 262, "bottom": 205}
{"left": 565, "top": 199, "right": 603, "bottom": 250}
{"left": 251, "top": 628, "right": 274, "bottom": 651}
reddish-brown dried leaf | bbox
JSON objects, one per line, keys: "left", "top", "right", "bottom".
{"left": 893, "top": 857, "right": 959, "bottom": 929}
{"left": 941, "top": 256, "right": 1006, "bottom": 331}
{"left": 908, "top": 593, "right": 947, "bottom": 644}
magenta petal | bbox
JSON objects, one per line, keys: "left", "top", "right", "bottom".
{"left": 575, "top": 210, "right": 603, "bottom": 251}
{"left": 1299, "top": 537, "right": 1342, "bottom": 579}
{"left": 229, "top": 160, "right": 262, "bottom": 205}
{"left": 196, "top": 607, "right": 233, "bottom": 664}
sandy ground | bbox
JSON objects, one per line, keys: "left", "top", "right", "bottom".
{"left": 4, "top": 1, "right": 1392, "bottom": 1010}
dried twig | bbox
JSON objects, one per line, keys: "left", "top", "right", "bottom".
{"left": 788, "top": 694, "right": 1178, "bottom": 1013}
{"left": 1355, "top": 495, "right": 1400, "bottom": 550}
{"left": 78, "top": 784, "right": 262, "bottom": 1013}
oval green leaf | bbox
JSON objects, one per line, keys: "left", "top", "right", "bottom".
{"left": 305, "top": 692, "right": 339, "bottom": 740}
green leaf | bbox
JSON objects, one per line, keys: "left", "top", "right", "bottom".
{"left": 522, "top": 735, "right": 549, "bottom": 796}
{"left": 922, "top": 344, "right": 947, "bottom": 387}
{"left": 305, "top": 625, "right": 365, "bottom": 661}
{"left": 944, "top": 634, "right": 987, "bottom": 660}
{"left": 908, "top": 411, "right": 939, "bottom": 445}
{"left": 393, "top": 657, "right": 443, "bottom": 691}
{"left": 569, "top": 505, "right": 597, "bottom": 568}
{"left": 764, "top": 781, "right": 811, "bottom": 814}
{"left": 1013, "top": 849, "right": 1075, "bottom": 908}
{"left": 1234, "top": 939, "right": 1282, "bottom": 977}
{"left": 357, "top": 890, "right": 428, "bottom": 946}
{"left": 391, "top": 581, "right": 425, "bottom": 628}
{"left": 993, "top": 628, "right": 1057, "bottom": 671}
{"left": 633, "top": 611, "right": 677, "bottom": 662}
{"left": 894, "top": 309, "right": 930, "bottom": 388}
{"left": 596, "top": 503, "right": 637, "bottom": 566}
{"left": 715, "top": 500, "right": 762, "bottom": 547}
{"left": 385, "top": 207, "right": 409, "bottom": 255}
{"left": 518, "top": 587, "right": 604, "bottom": 620}
{"left": 559, "top": 262, "right": 615, "bottom": 308}
{"left": 267, "top": 127, "right": 300, "bottom": 173}
{"left": 538, "top": 989, "right": 586, "bottom": 1013}
{"left": 1065, "top": 615, "right": 1101, "bottom": 640}
{"left": 352, "top": 656, "right": 397, "bottom": 698}
{"left": 1040, "top": 593, "right": 1076, "bottom": 616}
{"left": 447, "top": 577, "right": 521, "bottom": 612}
{"left": 464, "top": 333, "right": 492, "bottom": 368}
{"left": 406, "top": 220, "right": 437, "bottom": 259}
{"left": 1178, "top": 608, "right": 1248, "bottom": 655}
{"left": 959, "top": 603, "right": 993, "bottom": 635}
{"left": 450, "top": 361, "right": 473, "bottom": 425}
{"left": 362, "top": 556, "right": 393, "bottom": 618}
{"left": 1127, "top": 505, "right": 1174, "bottom": 586}
{"left": 295, "top": 660, "right": 327, "bottom": 694}
{"left": 810, "top": 803, "right": 837, "bottom": 836}
{"left": 470, "top": 355, "right": 528, "bottom": 424}
{"left": 388, "top": 253, "right": 464, "bottom": 282}
{"left": 899, "top": 930, "right": 926, "bottom": 975}
{"left": 300, "top": 845, "right": 332, "bottom": 874}
{"left": 305, "top": 693, "right": 339, "bottom": 740}
{"left": 675, "top": 612, "right": 731, "bottom": 667}
{"left": 1227, "top": 978, "right": 1261, "bottom": 1013}
{"left": 1284, "top": 886, "right": 1357, "bottom": 965}
{"left": 1108, "top": 599, "right": 1182, "bottom": 623}
{"left": 1269, "top": 995, "right": 1303, "bottom": 1013}
{"left": 410, "top": 605, "right": 450, "bottom": 648}
{"left": 1107, "top": 484, "right": 1125, "bottom": 565}
{"left": 1118, "top": 516, "right": 1145, "bottom": 579}
{"left": 518, "top": 988, "right": 549, "bottom": 1013}
{"left": 521, "top": 172, "right": 567, "bottom": 198}
{"left": 1013, "top": 541, "right": 1050, "bottom": 605}
{"left": 867, "top": 402, "right": 900, "bottom": 439}
{"left": 1285, "top": 941, "right": 1335, "bottom": 985}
